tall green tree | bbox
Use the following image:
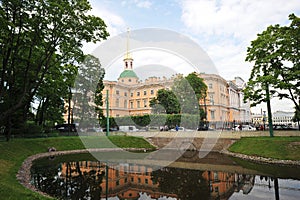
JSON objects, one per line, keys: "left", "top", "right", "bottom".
{"left": 185, "top": 72, "right": 208, "bottom": 120}
{"left": 149, "top": 89, "right": 180, "bottom": 114}
{"left": 185, "top": 72, "right": 207, "bottom": 102}
{"left": 244, "top": 13, "right": 300, "bottom": 114}
{"left": 244, "top": 13, "right": 300, "bottom": 136}
{"left": 0, "top": 0, "right": 109, "bottom": 139}
{"left": 73, "top": 55, "right": 103, "bottom": 128}
{"left": 292, "top": 106, "right": 300, "bottom": 130}
{"left": 172, "top": 74, "right": 206, "bottom": 118}
{"left": 94, "top": 68, "right": 105, "bottom": 124}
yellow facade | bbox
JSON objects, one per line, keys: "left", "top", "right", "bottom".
{"left": 101, "top": 56, "right": 251, "bottom": 128}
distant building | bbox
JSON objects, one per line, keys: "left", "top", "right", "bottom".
{"left": 272, "top": 111, "right": 296, "bottom": 127}
{"left": 251, "top": 110, "right": 297, "bottom": 128}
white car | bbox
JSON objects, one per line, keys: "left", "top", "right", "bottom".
{"left": 232, "top": 125, "right": 256, "bottom": 131}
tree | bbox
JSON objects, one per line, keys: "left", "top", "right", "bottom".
{"left": 185, "top": 72, "right": 207, "bottom": 102}
{"left": 149, "top": 89, "right": 180, "bottom": 114}
{"left": 0, "top": 0, "right": 109, "bottom": 139}
{"left": 244, "top": 13, "right": 300, "bottom": 136}
{"left": 185, "top": 72, "right": 208, "bottom": 120}
{"left": 73, "top": 55, "right": 103, "bottom": 129}
{"left": 94, "top": 68, "right": 105, "bottom": 124}
{"left": 172, "top": 74, "right": 206, "bottom": 118}
{"left": 292, "top": 106, "right": 300, "bottom": 130}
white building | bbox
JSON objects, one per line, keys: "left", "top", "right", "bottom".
{"left": 272, "top": 111, "right": 296, "bottom": 127}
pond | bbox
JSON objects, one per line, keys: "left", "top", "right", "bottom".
{"left": 30, "top": 151, "right": 300, "bottom": 200}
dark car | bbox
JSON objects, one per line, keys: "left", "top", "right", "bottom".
{"left": 197, "top": 121, "right": 210, "bottom": 131}
{"left": 55, "top": 124, "right": 77, "bottom": 132}
{"left": 102, "top": 127, "right": 119, "bottom": 132}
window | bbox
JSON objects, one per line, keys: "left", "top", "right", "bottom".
{"left": 138, "top": 178, "right": 141, "bottom": 183}
{"left": 137, "top": 91, "right": 140, "bottom": 96}
{"left": 115, "top": 98, "right": 119, "bottom": 107}
{"left": 130, "top": 92, "right": 133, "bottom": 97}
{"left": 137, "top": 100, "right": 140, "bottom": 108}
{"left": 150, "top": 90, "right": 154, "bottom": 95}
{"left": 211, "top": 110, "right": 215, "bottom": 120}
{"left": 116, "top": 180, "right": 119, "bottom": 186}
{"left": 130, "top": 102, "right": 133, "bottom": 108}
{"left": 116, "top": 90, "right": 119, "bottom": 95}
{"left": 144, "top": 99, "right": 147, "bottom": 107}
{"left": 209, "top": 95, "right": 214, "bottom": 105}
{"left": 214, "top": 172, "right": 219, "bottom": 181}
{"left": 124, "top": 100, "right": 127, "bottom": 108}
{"left": 145, "top": 179, "right": 148, "bottom": 184}
{"left": 209, "top": 83, "right": 213, "bottom": 89}
{"left": 129, "top": 79, "right": 131, "bottom": 82}
{"left": 124, "top": 92, "right": 127, "bottom": 96}
{"left": 144, "top": 90, "right": 147, "bottom": 95}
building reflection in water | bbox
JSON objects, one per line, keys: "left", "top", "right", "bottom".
{"left": 32, "top": 160, "right": 281, "bottom": 200}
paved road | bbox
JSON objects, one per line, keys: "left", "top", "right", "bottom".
{"left": 121, "top": 130, "right": 300, "bottom": 139}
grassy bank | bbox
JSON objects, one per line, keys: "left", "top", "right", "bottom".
{"left": 0, "top": 136, "right": 155, "bottom": 200}
{"left": 228, "top": 136, "right": 300, "bottom": 160}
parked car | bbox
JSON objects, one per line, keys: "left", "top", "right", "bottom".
{"left": 197, "top": 121, "right": 210, "bottom": 131}
{"left": 119, "top": 125, "right": 138, "bottom": 132}
{"left": 160, "top": 125, "right": 169, "bottom": 131}
{"left": 55, "top": 124, "right": 77, "bottom": 132}
{"left": 232, "top": 125, "right": 256, "bottom": 131}
{"left": 273, "top": 124, "right": 298, "bottom": 130}
{"left": 102, "top": 127, "right": 119, "bottom": 132}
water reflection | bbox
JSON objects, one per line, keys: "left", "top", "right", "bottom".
{"left": 31, "top": 155, "right": 300, "bottom": 200}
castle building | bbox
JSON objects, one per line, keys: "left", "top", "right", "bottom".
{"left": 102, "top": 52, "right": 174, "bottom": 117}
{"left": 64, "top": 31, "right": 251, "bottom": 128}
{"left": 101, "top": 49, "right": 251, "bottom": 128}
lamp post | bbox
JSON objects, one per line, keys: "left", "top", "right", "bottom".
{"left": 263, "top": 111, "right": 266, "bottom": 130}
{"left": 106, "top": 90, "right": 109, "bottom": 136}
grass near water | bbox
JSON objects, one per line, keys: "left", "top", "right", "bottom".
{"left": 228, "top": 136, "right": 300, "bottom": 160}
{"left": 1, "top": 135, "right": 300, "bottom": 199}
{"left": 0, "top": 136, "right": 155, "bottom": 199}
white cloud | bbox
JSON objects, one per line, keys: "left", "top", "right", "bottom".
{"left": 122, "top": 0, "right": 152, "bottom": 9}
{"left": 82, "top": 2, "right": 127, "bottom": 54}
{"left": 135, "top": 0, "right": 152, "bottom": 9}
{"left": 180, "top": 0, "right": 300, "bottom": 81}
{"left": 181, "top": 0, "right": 300, "bottom": 41}
{"left": 89, "top": 7, "right": 126, "bottom": 36}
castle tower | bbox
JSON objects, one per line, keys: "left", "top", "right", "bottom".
{"left": 118, "top": 28, "right": 139, "bottom": 84}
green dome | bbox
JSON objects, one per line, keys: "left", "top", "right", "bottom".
{"left": 119, "top": 70, "right": 138, "bottom": 79}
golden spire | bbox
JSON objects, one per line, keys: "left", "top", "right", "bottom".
{"left": 125, "top": 27, "right": 132, "bottom": 59}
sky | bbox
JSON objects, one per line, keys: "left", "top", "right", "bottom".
{"left": 83, "top": 0, "right": 300, "bottom": 113}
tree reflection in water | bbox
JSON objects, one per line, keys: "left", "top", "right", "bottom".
{"left": 31, "top": 161, "right": 105, "bottom": 199}
{"left": 151, "top": 167, "right": 210, "bottom": 199}
{"left": 31, "top": 160, "right": 261, "bottom": 200}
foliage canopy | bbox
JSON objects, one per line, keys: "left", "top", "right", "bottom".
{"left": 244, "top": 13, "right": 300, "bottom": 113}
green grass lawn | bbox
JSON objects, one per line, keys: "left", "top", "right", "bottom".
{"left": 0, "top": 136, "right": 155, "bottom": 200}
{"left": 228, "top": 136, "right": 300, "bottom": 160}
